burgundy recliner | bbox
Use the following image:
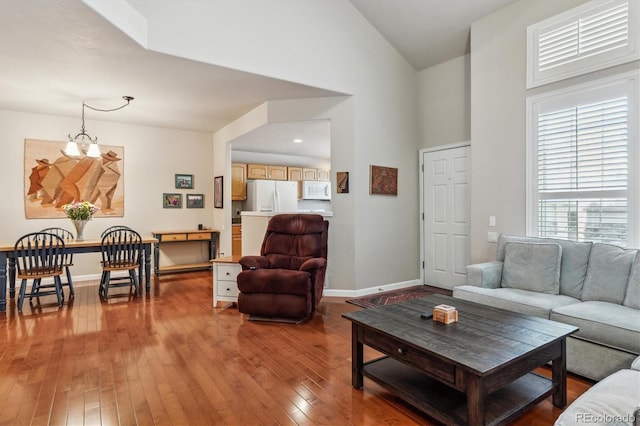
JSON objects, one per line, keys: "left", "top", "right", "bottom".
{"left": 237, "top": 214, "right": 329, "bottom": 322}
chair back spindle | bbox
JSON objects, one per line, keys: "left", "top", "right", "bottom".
{"left": 100, "top": 225, "right": 132, "bottom": 238}
{"left": 40, "top": 227, "right": 75, "bottom": 265}
{"left": 15, "top": 232, "right": 65, "bottom": 278}
{"left": 99, "top": 228, "right": 142, "bottom": 298}
{"left": 101, "top": 228, "right": 142, "bottom": 269}
{"left": 13, "top": 232, "right": 67, "bottom": 311}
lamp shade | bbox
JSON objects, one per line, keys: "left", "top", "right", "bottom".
{"left": 86, "top": 142, "right": 101, "bottom": 158}
{"left": 64, "top": 141, "right": 81, "bottom": 157}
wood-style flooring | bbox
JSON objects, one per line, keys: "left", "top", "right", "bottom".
{"left": 0, "top": 272, "right": 593, "bottom": 425}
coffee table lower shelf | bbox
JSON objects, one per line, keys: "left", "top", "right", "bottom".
{"left": 363, "top": 357, "right": 554, "bottom": 426}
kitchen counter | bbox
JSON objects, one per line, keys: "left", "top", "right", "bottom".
{"left": 240, "top": 211, "right": 332, "bottom": 255}
{"left": 240, "top": 210, "right": 333, "bottom": 218}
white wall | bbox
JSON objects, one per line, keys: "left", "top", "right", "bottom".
{"left": 112, "top": 1, "right": 422, "bottom": 292}
{"left": 418, "top": 54, "right": 470, "bottom": 149}
{"left": 469, "top": 0, "right": 594, "bottom": 262}
{"left": 231, "top": 151, "right": 330, "bottom": 170}
{"left": 0, "top": 109, "right": 213, "bottom": 278}
{"left": 215, "top": 97, "right": 358, "bottom": 291}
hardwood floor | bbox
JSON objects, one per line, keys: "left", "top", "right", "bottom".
{"left": 0, "top": 272, "right": 593, "bottom": 425}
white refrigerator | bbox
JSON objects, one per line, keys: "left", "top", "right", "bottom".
{"left": 245, "top": 180, "right": 298, "bottom": 212}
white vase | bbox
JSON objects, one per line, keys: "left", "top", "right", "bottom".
{"left": 72, "top": 219, "right": 88, "bottom": 241}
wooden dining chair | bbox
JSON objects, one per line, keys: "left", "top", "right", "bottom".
{"left": 100, "top": 226, "right": 132, "bottom": 237}
{"left": 99, "top": 226, "right": 133, "bottom": 295}
{"left": 100, "top": 228, "right": 142, "bottom": 298}
{"left": 41, "top": 227, "right": 75, "bottom": 298}
{"left": 14, "top": 232, "right": 66, "bottom": 312}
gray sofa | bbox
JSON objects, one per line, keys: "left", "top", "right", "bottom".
{"left": 554, "top": 355, "right": 640, "bottom": 426}
{"left": 453, "top": 234, "right": 640, "bottom": 381}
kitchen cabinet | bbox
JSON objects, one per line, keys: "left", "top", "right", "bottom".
{"left": 231, "top": 163, "right": 247, "bottom": 200}
{"left": 247, "top": 164, "right": 288, "bottom": 180}
{"left": 247, "top": 164, "right": 268, "bottom": 179}
{"left": 300, "top": 168, "right": 330, "bottom": 181}
{"left": 287, "top": 167, "right": 303, "bottom": 182}
{"left": 287, "top": 167, "right": 303, "bottom": 198}
{"left": 232, "top": 224, "right": 242, "bottom": 256}
{"left": 317, "top": 169, "right": 330, "bottom": 181}
{"left": 302, "top": 168, "right": 318, "bottom": 181}
{"left": 268, "top": 165, "right": 287, "bottom": 180}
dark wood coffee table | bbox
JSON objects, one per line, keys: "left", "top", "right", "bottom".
{"left": 343, "top": 294, "right": 578, "bottom": 426}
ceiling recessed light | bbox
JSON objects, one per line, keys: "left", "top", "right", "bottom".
{"left": 293, "top": 138, "right": 303, "bottom": 143}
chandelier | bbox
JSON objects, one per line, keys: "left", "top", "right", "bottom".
{"left": 65, "top": 96, "right": 134, "bottom": 158}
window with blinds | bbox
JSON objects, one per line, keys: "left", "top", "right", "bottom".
{"left": 527, "top": 72, "right": 638, "bottom": 247}
{"left": 527, "top": 0, "right": 639, "bottom": 88}
{"left": 537, "top": 97, "right": 628, "bottom": 245}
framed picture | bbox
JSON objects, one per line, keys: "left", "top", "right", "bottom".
{"left": 370, "top": 165, "right": 398, "bottom": 195}
{"left": 336, "top": 171, "right": 349, "bottom": 194}
{"left": 187, "top": 194, "right": 204, "bottom": 208}
{"left": 175, "top": 174, "right": 193, "bottom": 189}
{"left": 163, "top": 193, "right": 182, "bottom": 208}
{"left": 214, "top": 176, "right": 223, "bottom": 209}
{"left": 24, "top": 139, "right": 125, "bottom": 218}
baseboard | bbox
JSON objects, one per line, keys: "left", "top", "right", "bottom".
{"left": 21, "top": 275, "right": 423, "bottom": 298}
{"left": 323, "top": 279, "right": 421, "bottom": 298}
{"left": 20, "top": 273, "right": 116, "bottom": 291}
{"left": 73, "top": 274, "right": 122, "bottom": 289}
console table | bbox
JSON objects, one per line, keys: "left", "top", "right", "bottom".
{"left": 152, "top": 229, "right": 220, "bottom": 274}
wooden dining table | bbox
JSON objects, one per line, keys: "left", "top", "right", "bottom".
{"left": 0, "top": 236, "right": 158, "bottom": 312}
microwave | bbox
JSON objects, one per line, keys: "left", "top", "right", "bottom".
{"left": 302, "top": 181, "right": 331, "bottom": 200}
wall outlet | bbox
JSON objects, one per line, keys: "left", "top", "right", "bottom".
{"left": 487, "top": 231, "right": 498, "bottom": 242}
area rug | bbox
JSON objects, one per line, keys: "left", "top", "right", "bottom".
{"left": 346, "top": 285, "right": 451, "bottom": 309}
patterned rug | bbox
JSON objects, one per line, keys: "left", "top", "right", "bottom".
{"left": 346, "top": 285, "right": 451, "bottom": 309}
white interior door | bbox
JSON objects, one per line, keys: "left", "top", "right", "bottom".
{"left": 422, "top": 145, "right": 470, "bottom": 289}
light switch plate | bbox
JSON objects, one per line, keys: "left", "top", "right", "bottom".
{"left": 487, "top": 231, "right": 498, "bottom": 242}
{"left": 489, "top": 216, "right": 496, "bottom": 227}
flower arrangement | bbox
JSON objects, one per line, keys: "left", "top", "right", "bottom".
{"left": 61, "top": 201, "right": 99, "bottom": 221}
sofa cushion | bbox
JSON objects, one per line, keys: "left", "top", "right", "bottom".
{"left": 632, "top": 355, "right": 640, "bottom": 371}
{"left": 550, "top": 301, "right": 640, "bottom": 354}
{"left": 452, "top": 285, "right": 580, "bottom": 319}
{"left": 553, "top": 368, "right": 640, "bottom": 426}
{"left": 581, "top": 244, "right": 637, "bottom": 304}
{"left": 501, "top": 242, "right": 561, "bottom": 294}
{"left": 623, "top": 256, "right": 640, "bottom": 309}
{"left": 496, "top": 234, "right": 592, "bottom": 299}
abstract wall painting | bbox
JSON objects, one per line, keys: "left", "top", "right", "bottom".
{"left": 24, "top": 139, "right": 124, "bottom": 219}
{"left": 370, "top": 165, "right": 398, "bottom": 196}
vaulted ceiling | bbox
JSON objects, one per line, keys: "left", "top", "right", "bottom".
{"left": 0, "top": 0, "right": 516, "bottom": 158}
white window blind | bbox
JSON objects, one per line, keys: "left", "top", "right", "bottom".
{"left": 537, "top": 97, "right": 628, "bottom": 245}
{"left": 527, "top": 72, "right": 639, "bottom": 247}
{"left": 527, "top": 0, "right": 639, "bottom": 88}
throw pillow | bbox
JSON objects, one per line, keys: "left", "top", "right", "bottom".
{"left": 542, "top": 238, "right": 592, "bottom": 299}
{"left": 623, "top": 255, "right": 640, "bottom": 309}
{"left": 496, "top": 234, "right": 534, "bottom": 261}
{"left": 501, "top": 242, "right": 562, "bottom": 294}
{"left": 495, "top": 234, "right": 592, "bottom": 298}
{"left": 581, "top": 244, "right": 637, "bottom": 304}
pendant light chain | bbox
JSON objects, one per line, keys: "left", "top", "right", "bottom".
{"left": 66, "top": 96, "right": 134, "bottom": 158}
